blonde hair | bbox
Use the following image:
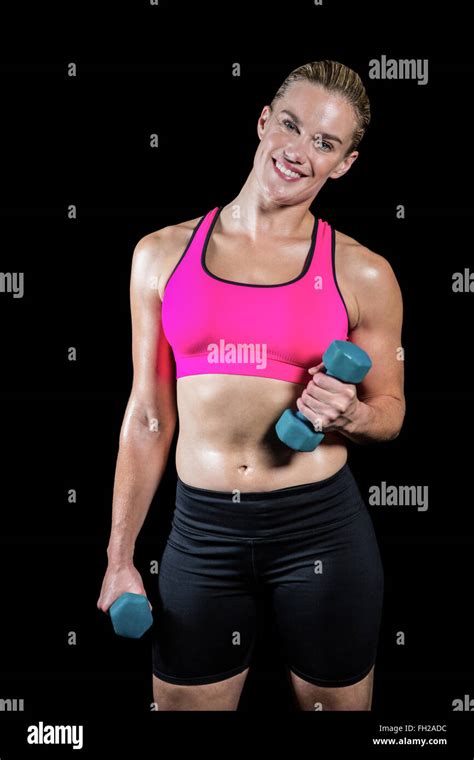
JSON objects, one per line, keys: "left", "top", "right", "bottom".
{"left": 270, "top": 60, "right": 371, "bottom": 156}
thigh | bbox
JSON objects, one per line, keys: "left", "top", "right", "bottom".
{"left": 152, "top": 525, "right": 259, "bottom": 685}
{"left": 268, "top": 505, "right": 384, "bottom": 687}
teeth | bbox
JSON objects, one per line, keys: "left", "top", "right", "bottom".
{"left": 275, "top": 160, "right": 302, "bottom": 178}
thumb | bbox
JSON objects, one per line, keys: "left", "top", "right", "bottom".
{"left": 308, "top": 362, "right": 324, "bottom": 375}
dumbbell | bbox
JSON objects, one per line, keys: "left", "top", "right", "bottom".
{"left": 275, "top": 339, "right": 372, "bottom": 452}
{"left": 108, "top": 592, "right": 153, "bottom": 639}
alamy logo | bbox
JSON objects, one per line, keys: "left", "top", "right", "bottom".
{"left": 0, "top": 272, "right": 24, "bottom": 298}
{"left": 452, "top": 694, "right": 474, "bottom": 711}
{"left": 368, "top": 481, "right": 429, "bottom": 511}
{"left": 0, "top": 697, "right": 24, "bottom": 711}
{"left": 368, "top": 55, "right": 429, "bottom": 85}
{"left": 27, "top": 721, "right": 84, "bottom": 750}
{"left": 207, "top": 340, "right": 267, "bottom": 370}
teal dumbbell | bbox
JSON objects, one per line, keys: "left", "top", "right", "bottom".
{"left": 108, "top": 592, "right": 153, "bottom": 639}
{"left": 275, "top": 340, "right": 372, "bottom": 452}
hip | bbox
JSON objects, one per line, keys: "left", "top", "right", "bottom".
{"left": 171, "top": 460, "right": 371, "bottom": 542}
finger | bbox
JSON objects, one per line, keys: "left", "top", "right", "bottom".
{"left": 303, "top": 384, "right": 335, "bottom": 405}
{"left": 308, "top": 362, "right": 324, "bottom": 374}
{"left": 296, "top": 397, "right": 327, "bottom": 428}
{"left": 311, "top": 372, "right": 350, "bottom": 392}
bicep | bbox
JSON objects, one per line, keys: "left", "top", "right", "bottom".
{"left": 348, "top": 256, "right": 405, "bottom": 405}
{"left": 128, "top": 235, "right": 177, "bottom": 432}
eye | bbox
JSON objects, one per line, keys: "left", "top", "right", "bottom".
{"left": 283, "top": 119, "right": 297, "bottom": 131}
{"left": 313, "top": 135, "right": 333, "bottom": 152}
{"left": 283, "top": 119, "right": 332, "bottom": 151}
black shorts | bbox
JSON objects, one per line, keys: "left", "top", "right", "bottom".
{"left": 151, "top": 462, "right": 384, "bottom": 687}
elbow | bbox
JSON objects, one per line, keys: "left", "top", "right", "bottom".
{"left": 121, "top": 407, "right": 177, "bottom": 446}
{"left": 388, "top": 409, "right": 406, "bottom": 441}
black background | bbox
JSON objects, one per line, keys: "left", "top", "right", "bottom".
{"left": 1, "top": 0, "right": 473, "bottom": 755}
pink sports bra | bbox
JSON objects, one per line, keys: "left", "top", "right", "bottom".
{"left": 161, "top": 206, "right": 349, "bottom": 385}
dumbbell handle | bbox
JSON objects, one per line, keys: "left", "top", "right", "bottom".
{"left": 275, "top": 340, "right": 372, "bottom": 452}
{"left": 294, "top": 363, "right": 347, "bottom": 438}
{"left": 283, "top": 365, "right": 344, "bottom": 449}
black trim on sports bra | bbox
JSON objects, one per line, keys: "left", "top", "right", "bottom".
{"left": 162, "top": 211, "right": 208, "bottom": 298}
{"left": 201, "top": 205, "right": 319, "bottom": 288}
{"left": 331, "top": 225, "right": 351, "bottom": 332}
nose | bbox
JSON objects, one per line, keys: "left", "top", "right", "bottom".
{"left": 283, "top": 142, "right": 306, "bottom": 167}
{"left": 283, "top": 151, "right": 306, "bottom": 172}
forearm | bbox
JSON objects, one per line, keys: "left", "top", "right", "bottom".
{"left": 106, "top": 419, "right": 174, "bottom": 566}
{"left": 342, "top": 395, "right": 405, "bottom": 445}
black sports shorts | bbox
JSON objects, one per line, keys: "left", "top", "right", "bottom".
{"left": 151, "top": 462, "right": 384, "bottom": 687}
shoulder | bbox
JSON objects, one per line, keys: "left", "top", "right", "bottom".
{"left": 133, "top": 213, "right": 204, "bottom": 265}
{"left": 131, "top": 213, "right": 205, "bottom": 299}
{"left": 334, "top": 228, "right": 402, "bottom": 328}
{"left": 335, "top": 228, "right": 401, "bottom": 291}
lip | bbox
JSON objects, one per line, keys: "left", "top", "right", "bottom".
{"left": 272, "top": 157, "right": 307, "bottom": 181}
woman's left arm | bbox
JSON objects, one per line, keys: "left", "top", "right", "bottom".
{"left": 342, "top": 251, "right": 405, "bottom": 444}
{"left": 298, "top": 250, "right": 405, "bottom": 445}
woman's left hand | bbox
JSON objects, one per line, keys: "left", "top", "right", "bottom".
{"left": 296, "top": 362, "right": 360, "bottom": 433}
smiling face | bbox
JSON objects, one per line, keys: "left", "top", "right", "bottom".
{"left": 254, "top": 80, "right": 360, "bottom": 203}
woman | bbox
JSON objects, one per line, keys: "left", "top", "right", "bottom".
{"left": 97, "top": 60, "right": 405, "bottom": 711}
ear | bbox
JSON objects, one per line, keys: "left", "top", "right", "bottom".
{"left": 329, "top": 151, "right": 359, "bottom": 180}
{"left": 257, "top": 105, "right": 271, "bottom": 140}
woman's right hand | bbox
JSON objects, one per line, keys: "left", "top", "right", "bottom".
{"left": 96, "top": 562, "right": 153, "bottom": 614}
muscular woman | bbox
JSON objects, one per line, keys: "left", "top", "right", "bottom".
{"left": 97, "top": 60, "right": 405, "bottom": 711}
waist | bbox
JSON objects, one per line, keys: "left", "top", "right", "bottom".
{"left": 172, "top": 462, "right": 366, "bottom": 540}
{"left": 175, "top": 428, "right": 348, "bottom": 493}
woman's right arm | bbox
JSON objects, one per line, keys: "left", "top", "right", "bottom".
{"left": 97, "top": 231, "right": 177, "bottom": 612}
